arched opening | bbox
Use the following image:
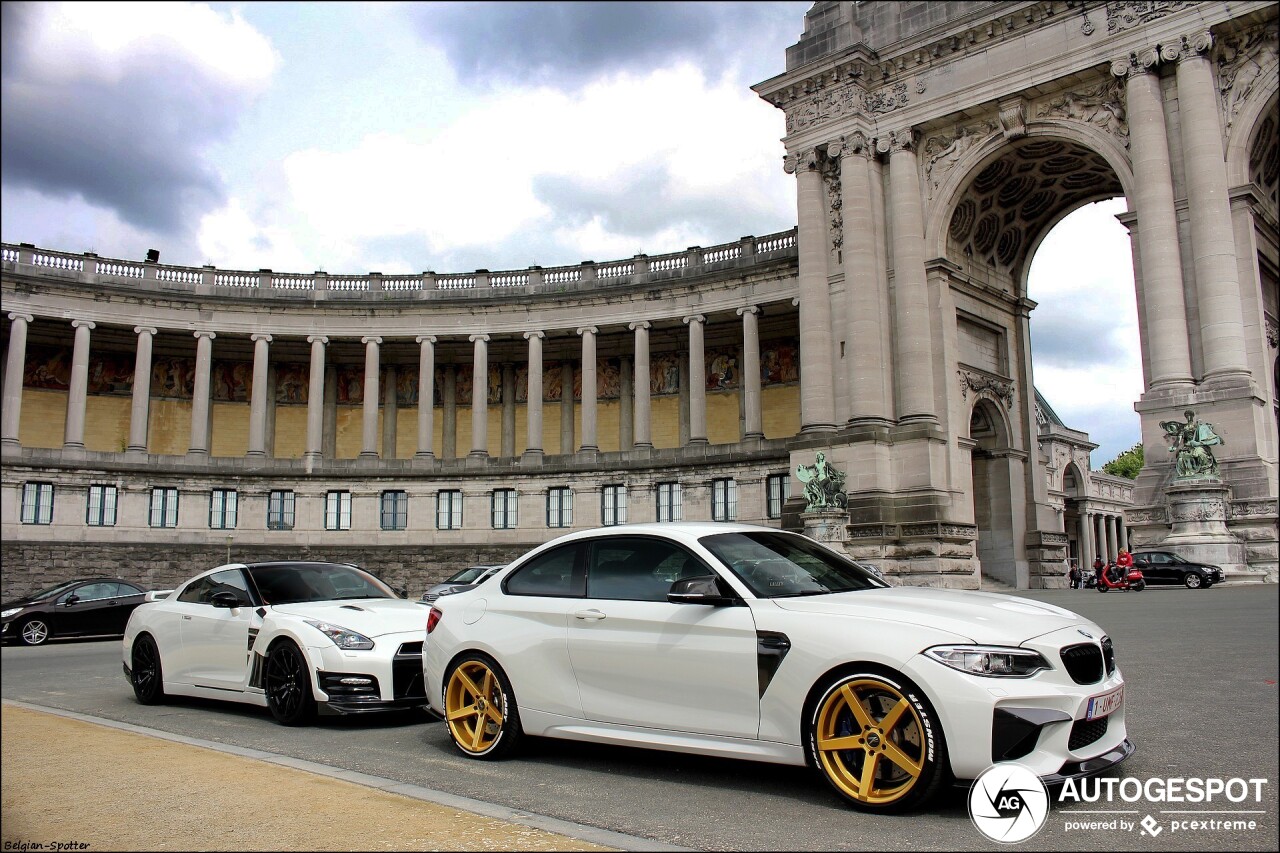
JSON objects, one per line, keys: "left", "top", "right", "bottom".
{"left": 1061, "top": 460, "right": 1089, "bottom": 568}
{"left": 969, "top": 399, "right": 1017, "bottom": 586}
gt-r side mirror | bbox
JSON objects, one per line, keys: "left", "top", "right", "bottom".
{"left": 667, "top": 575, "right": 736, "bottom": 606}
{"left": 210, "top": 591, "right": 242, "bottom": 609}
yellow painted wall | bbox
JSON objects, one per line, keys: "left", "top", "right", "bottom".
{"left": 210, "top": 402, "right": 249, "bottom": 457}
{"left": 707, "top": 393, "right": 741, "bottom": 444}
{"left": 273, "top": 407, "right": 308, "bottom": 458}
{"left": 19, "top": 389, "right": 67, "bottom": 449}
{"left": 149, "top": 399, "right": 192, "bottom": 455}
{"left": 83, "top": 395, "right": 130, "bottom": 452}
{"left": 761, "top": 385, "right": 800, "bottom": 438}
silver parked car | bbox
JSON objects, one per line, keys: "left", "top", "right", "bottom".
{"left": 420, "top": 565, "right": 505, "bottom": 603}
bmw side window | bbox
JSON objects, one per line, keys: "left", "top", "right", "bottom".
{"left": 587, "top": 538, "right": 690, "bottom": 602}
{"left": 504, "top": 545, "right": 583, "bottom": 597}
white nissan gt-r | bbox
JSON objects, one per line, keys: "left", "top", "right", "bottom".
{"left": 422, "top": 522, "right": 1133, "bottom": 812}
{"left": 123, "top": 561, "right": 428, "bottom": 724}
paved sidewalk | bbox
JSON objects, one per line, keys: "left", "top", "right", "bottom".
{"left": 1, "top": 702, "right": 623, "bottom": 852}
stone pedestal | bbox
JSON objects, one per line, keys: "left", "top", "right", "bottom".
{"left": 1161, "top": 480, "right": 1248, "bottom": 578}
{"left": 801, "top": 509, "right": 849, "bottom": 545}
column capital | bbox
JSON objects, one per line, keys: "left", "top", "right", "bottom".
{"left": 251, "top": 333, "right": 273, "bottom": 343}
{"left": 682, "top": 314, "right": 706, "bottom": 326}
{"left": 193, "top": 330, "right": 217, "bottom": 341}
{"left": 782, "top": 147, "right": 821, "bottom": 174}
{"left": 360, "top": 336, "right": 381, "bottom": 345}
{"left": 876, "top": 128, "right": 918, "bottom": 155}
{"left": 71, "top": 319, "right": 96, "bottom": 331}
{"left": 523, "top": 330, "right": 545, "bottom": 341}
{"left": 133, "top": 326, "right": 158, "bottom": 336}
{"left": 629, "top": 320, "right": 651, "bottom": 332}
{"left": 825, "top": 132, "right": 870, "bottom": 159}
{"left": 7, "top": 312, "right": 34, "bottom": 324}
{"left": 736, "top": 305, "right": 760, "bottom": 317}
{"left": 416, "top": 335, "right": 437, "bottom": 345}
{"left": 576, "top": 326, "right": 597, "bottom": 337}
{"left": 1166, "top": 31, "right": 1212, "bottom": 63}
{"left": 307, "top": 335, "right": 329, "bottom": 345}
{"left": 469, "top": 333, "right": 491, "bottom": 343}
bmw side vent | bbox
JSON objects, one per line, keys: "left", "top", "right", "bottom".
{"left": 1101, "top": 636, "right": 1115, "bottom": 676}
{"left": 1059, "top": 643, "right": 1104, "bottom": 685}
{"left": 756, "top": 631, "right": 791, "bottom": 697}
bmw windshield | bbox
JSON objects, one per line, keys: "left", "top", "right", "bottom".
{"left": 701, "top": 531, "right": 889, "bottom": 598}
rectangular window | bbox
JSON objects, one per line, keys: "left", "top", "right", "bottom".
{"left": 267, "top": 490, "right": 295, "bottom": 531}
{"left": 324, "top": 490, "right": 351, "bottom": 531}
{"left": 86, "top": 484, "right": 118, "bottom": 527}
{"left": 656, "top": 482, "right": 682, "bottom": 522}
{"left": 20, "top": 482, "right": 53, "bottom": 525}
{"left": 766, "top": 473, "right": 791, "bottom": 519}
{"left": 601, "top": 484, "right": 627, "bottom": 526}
{"left": 547, "top": 487, "right": 573, "bottom": 528}
{"left": 209, "top": 489, "right": 238, "bottom": 530}
{"left": 380, "top": 490, "right": 408, "bottom": 530}
{"left": 712, "top": 478, "right": 737, "bottom": 522}
{"left": 491, "top": 489, "right": 518, "bottom": 529}
{"left": 149, "top": 487, "right": 179, "bottom": 528}
{"left": 436, "top": 490, "right": 463, "bottom": 530}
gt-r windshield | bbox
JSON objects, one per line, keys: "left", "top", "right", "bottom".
{"left": 701, "top": 531, "right": 889, "bottom": 598}
{"left": 248, "top": 564, "right": 397, "bottom": 605}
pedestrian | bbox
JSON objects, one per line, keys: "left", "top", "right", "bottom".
{"left": 1093, "top": 555, "right": 1105, "bottom": 587}
{"left": 1068, "top": 562, "right": 1080, "bottom": 590}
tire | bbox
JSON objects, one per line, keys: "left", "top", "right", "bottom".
{"left": 265, "top": 641, "right": 316, "bottom": 726}
{"left": 443, "top": 653, "right": 523, "bottom": 760}
{"left": 17, "top": 618, "right": 50, "bottom": 646}
{"left": 130, "top": 634, "right": 166, "bottom": 705}
{"left": 1132, "top": 581, "right": 1145, "bottom": 591}
{"left": 1096, "top": 583, "right": 1108, "bottom": 593}
{"left": 805, "top": 670, "right": 948, "bottom": 813}
{"left": 1183, "top": 572, "right": 1202, "bottom": 590}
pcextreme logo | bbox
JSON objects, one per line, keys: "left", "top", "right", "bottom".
{"left": 969, "top": 763, "right": 1051, "bottom": 843}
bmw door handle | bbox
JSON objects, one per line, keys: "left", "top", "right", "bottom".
{"left": 181, "top": 615, "right": 192, "bottom": 620}
{"left": 573, "top": 609, "right": 606, "bottom": 621}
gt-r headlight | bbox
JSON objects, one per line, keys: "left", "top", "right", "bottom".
{"left": 304, "top": 620, "right": 374, "bottom": 650}
{"left": 924, "top": 645, "right": 1050, "bottom": 678}
{"left": 1, "top": 608, "right": 23, "bottom": 619}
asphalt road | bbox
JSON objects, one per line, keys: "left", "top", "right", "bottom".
{"left": 3, "top": 585, "right": 1277, "bottom": 851}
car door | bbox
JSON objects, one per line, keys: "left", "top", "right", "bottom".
{"left": 1141, "top": 552, "right": 1172, "bottom": 584}
{"left": 566, "top": 536, "right": 760, "bottom": 739}
{"left": 54, "top": 582, "right": 120, "bottom": 637}
{"left": 176, "top": 568, "right": 257, "bottom": 691}
{"left": 105, "top": 582, "right": 146, "bottom": 634}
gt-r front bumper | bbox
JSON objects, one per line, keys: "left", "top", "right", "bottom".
{"left": 289, "top": 632, "right": 428, "bottom": 714}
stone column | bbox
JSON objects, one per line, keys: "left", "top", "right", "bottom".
{"left": 619, "top": 355, "right": 634, "bottom": 449}
{"left": 882, "top": 129, "right": 937, "bottom": 423}
{"left": 247, "top": 333, "right": 272, "bottom": 457}
{"left": 738, "top": 306, "right": 764, "bottom": 440}
{"left": 678, "top": 353, "right": 691, "bottom": 446}
{"left": 1119, "top": 517, "right": 1130, "bottom": 554}
{"left": 784, "top": 148, "right": 836, "bottom": 433}
{"left": 1106, "top": 515, "right": 1119, "bottom": 562}
{"left": 64, "top": 319, "right": 95, "bottom": 449}
{"left": 443, "top": 364, "right": 457, "bottom": 459}
{"left": 523, "top": 332, "right": 544, "bottom": 459}
{"left": 470, "top": 334, "right": 489, "bottom": 457}
{"left": 1077, "top": 512, "right": 1093, "bottom": 574}
{"left": 1172, "top": 33, "right": 1251, "bottom": 383}
{"left": 323, "top": 364, "right": 337, "bottom": 458}
{"left": 501, "top": 363, "right": 516, "bottom": 457}
{"left": 1113, "top": 55, "right": 1194, "bottom": 388}
{"left": 631, "top": 321, "right": 652, "bottom": 449}
{"left": 305, "top": 336, "right": 328, "bottom": 460}
{"left": 2, "top": 313, "right": 33, "bottom": 446}
{"left": 359, "top": 336, "right": 381, "bottom": 458}
{"left": 127, "top": 326, "right": 157, "bottom": 453}
{"left": 1095, "top": 514, "right": 1108, "bottom": 561}
{"left": 382, "top": 364, "right": 398, "bottom": 459}
{"left": 832, "top": 135, "right": 893, "bottom": 423}
{"left": 577, "top": 326, "right": 598, "bottom": 452}
{"left": 559, "top": 361, "right": 575, "bottom": 454}
{"left": 684, "top": 314, "right": 708, "bottom": 445}
{"left": 416, "top": 336, "right": 436, "bottom": 458}
{"left": 189, "top": 331, "right": 215, "bottom": 455}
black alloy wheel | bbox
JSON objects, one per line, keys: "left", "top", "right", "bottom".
{"left": 131, "top": 635, "right": 166, "bottom": 705}
{"left": 265, "top": 641, "right": 316, "bottom": 726}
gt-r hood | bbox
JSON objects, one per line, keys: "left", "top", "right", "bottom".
{"left": 269, "top": 599, "right": 426, "bottom": 638}
{"left": 769, "top": 587, "right": 1086, "bottom": 645}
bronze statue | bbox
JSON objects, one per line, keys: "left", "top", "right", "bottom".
{"left": 1159, "top": 409, "right": 1224, "bottom": 479}
{"left": 796, "top": 451, "right": 848, "bottom": 511}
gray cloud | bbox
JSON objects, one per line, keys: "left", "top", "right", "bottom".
{"left": 410, "top": 1, "right": 807, "bottom": 88}
{"left": 1029, "top": 311, "right": 1126, "bottom": 368}
{"left": 0, "top": 3, "right": 263, "bottom": 236}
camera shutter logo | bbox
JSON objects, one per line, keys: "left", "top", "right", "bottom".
{"left": 969, "top": 763, "right": 1050, "bottom": 843}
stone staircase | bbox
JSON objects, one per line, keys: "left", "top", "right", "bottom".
{"left": 977, "top": 574, "right": 1019, "bottom": 593}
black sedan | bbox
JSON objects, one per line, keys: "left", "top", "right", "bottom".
{"left": 2, "top": 578, "right": 148, "bottom": 645}
{"left": 1130, "top": 551, "right": 1225, "bottom": 589}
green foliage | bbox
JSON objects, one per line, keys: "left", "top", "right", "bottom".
{"left": 1102, "top": 443, "right": 1144, "bottom": 479}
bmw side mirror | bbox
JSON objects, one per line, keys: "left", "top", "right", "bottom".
{"left": 667, "top": 576, "right": 736, "bottom": 606}
{"left": 210, "top": 591, "right": 242, "bottom": 609}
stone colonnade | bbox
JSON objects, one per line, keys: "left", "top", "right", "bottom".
{"left": 1075, "top": 510, "right": 1130, "bottom": 570}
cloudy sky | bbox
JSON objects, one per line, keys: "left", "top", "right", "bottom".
{"left": 0, "top": 1, "right": 1141, "bottom": 467}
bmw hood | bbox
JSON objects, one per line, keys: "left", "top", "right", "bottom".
{"left": 269, "top": 599, "right": 426, "bottom": 638}
{"left": 769, "top": 587, "right": 1087, "bottom": 645}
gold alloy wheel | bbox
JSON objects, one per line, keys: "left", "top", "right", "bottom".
{"left": 445, "top": 660, "right": 507, "bottom": 754}
{"left": 814, "top": 677, "right": 927, "bottom": 806}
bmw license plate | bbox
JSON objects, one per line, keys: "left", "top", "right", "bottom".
{"left": 1086, "top": 685, "right": 1123, "bottom": 720}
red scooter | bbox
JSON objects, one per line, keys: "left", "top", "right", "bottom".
{"left": 1096, "top": 562, "right": 1145, "bottom": 592}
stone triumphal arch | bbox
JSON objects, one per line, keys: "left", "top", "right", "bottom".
{"left": 1, "top": 1, "right": 1276, "bottom": 596}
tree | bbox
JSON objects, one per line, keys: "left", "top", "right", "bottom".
{"left": 1102, "top": 443, "right": 1144, "bottom": 479}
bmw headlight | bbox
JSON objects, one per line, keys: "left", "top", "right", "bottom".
{"left": 304, "top": 620, "right": 374, "bottom": 650}
{"left": 924, "top": 645, "right": 1050, "bottom": 678}
{"left": 1, "top": 608, "right": 22, "bottom": 619}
